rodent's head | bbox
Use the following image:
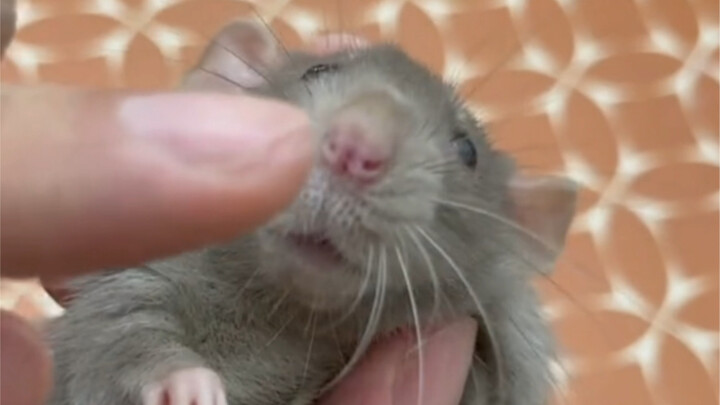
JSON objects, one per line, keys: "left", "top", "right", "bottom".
{"left": 183, "top": 20, "right": 578, "bottom": 312}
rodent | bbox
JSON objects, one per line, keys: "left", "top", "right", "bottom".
{"left": 43, "top": 19, "right": 578, "bottom": 405}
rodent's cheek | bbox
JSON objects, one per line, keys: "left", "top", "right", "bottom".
{"left": 364, "top": 171, "right": 443, "bottom": 235}
{"left": 254, "top": 196, "right": 306, "bottom": 232}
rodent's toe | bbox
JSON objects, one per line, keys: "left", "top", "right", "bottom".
{"left": 141, "top": 383, "right": 164, "bottom": 405}
{"left": 143, "top": 367, "right": 226, "bottom": 405}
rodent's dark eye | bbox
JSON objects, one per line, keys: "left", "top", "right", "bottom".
{"left": 453, "top": 135, "right": 477, "bottom": 168}
{"left": 302, "top": 63, "right": 339, "bottom": 81}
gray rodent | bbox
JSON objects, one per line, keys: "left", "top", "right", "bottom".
{"left": 43, "top": 19, "right": 578, "bottom": 405}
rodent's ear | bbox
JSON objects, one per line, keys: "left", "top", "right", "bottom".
{"left": 508, "top": 174, "right": 578, "bottom": 274}
{"left": 181, "top": 19, "right": 283, "bottom": 92}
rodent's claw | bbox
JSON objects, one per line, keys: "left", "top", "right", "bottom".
{"left": 142, "top": 367, "right": 226, "bottom": 405}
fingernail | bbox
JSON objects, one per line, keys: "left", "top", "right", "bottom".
{"left": 118, "top": 93, "right": 311, "bottom": 171}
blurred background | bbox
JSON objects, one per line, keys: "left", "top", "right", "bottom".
{"left": 1, "top": 0, "right": 718, "bottom": 404}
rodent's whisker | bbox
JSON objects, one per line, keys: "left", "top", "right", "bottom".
{"left": 462, "top": 6, "right": 559, "bottom": 102}
{"left": 547, "top": 355, "right": 574, "bottom": 405}
{"left": 409, "top": 156, "right": 460, "bottom": 174}
{"left": 433, "top": 197, "right": 562, "bottom": 256}
{"left": 237, "top": 266, "right": 263, "bottom": 298}
{"left": 321, "top": 244, "right": 375, "bottom": 330}
{"left": 440, "top": 195, "right": 666, "bottom": 332}
{"left": 426, "top": 164, "right": 463, "bottom": 176}
{"left": 467, "top": 363, "right": 483, "bottom": 402}
{"left": 195, "top": 66, "right": 251, "bottom": 90}
{"left": 437, "top": 198, "right": 666, "bottom": 348}
{"left": 437, "top": 193, "right": 594, "bottom": 289}
{"left": 413, "top": 226, "right": 507, "bottom": 403}
{"left": 507, "top": 317, "right": 575, "bottom": 405}
{"left": 302, "top": 314, "right": 317, "bottom": 382}
{"left": 204, "top": 37, "right": 292, "bottom": 100}
{"left": 462, "top": 37, "right": 524, "bottom": 101}
{"left": 439, "top": 193, "right": 608, "bottom": 285}
{"left": 404, "top": 226, "right": 442, "bottom": 320}
{"left": 262, "top": 313, "right": 296, "bottom": 350}
{"left": 267, "top": 287, "right": 290, "bottom": 318}
{"left": 249, "top": 7, "right": 291, "bottom": 61}
{"left": 248, "top": 9, "right": 312, "bottom": 96}
{"left": 208, "top": 38, "right": 274, "bottom": 83}
{"left": 394, "top": 241, "right": 425, "bottom": 405}
{"left": 320, "top": 246, "right": 388, "bottom": 393}
{"left": 48, "top": 17, "right": 583, "bottom": 404}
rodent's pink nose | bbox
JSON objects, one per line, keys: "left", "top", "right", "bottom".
{"left": 321, "top": 122, "right": 391, "bottom": 185}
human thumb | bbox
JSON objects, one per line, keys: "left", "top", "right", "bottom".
{"left": 1, "top": 86, "right": 312, "bottom": 278}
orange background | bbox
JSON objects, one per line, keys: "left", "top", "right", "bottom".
{"left": 1, "top": 1, "right": 718, "bottom": 404}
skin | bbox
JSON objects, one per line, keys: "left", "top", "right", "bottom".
{"left": 0, "top": 3, "right": 477, "bottom": 405}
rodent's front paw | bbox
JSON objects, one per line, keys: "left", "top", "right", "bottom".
{"left": 142, "top": 367, "right": 227, "bottom": 405}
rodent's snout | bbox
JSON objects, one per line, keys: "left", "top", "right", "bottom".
{"left": 321, "top": 121, "right": 390, "bottom": 185}
{"left": 320, "top": 91, "right": 412, "bottom": 186}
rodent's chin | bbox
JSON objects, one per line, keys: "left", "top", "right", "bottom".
{"left": 258, "top": 234, "right": 367, "bottom": 311}
{"left": 271, "top": 263, "right": 365, "bottom": 311}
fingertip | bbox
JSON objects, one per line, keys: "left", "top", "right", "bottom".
{"left": 113, "top": 92, "right": 314, "bottom": 218}
{"left": 115, "top": 93, "right": 312, "bottom": 170}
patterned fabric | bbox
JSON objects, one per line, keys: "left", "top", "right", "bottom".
{"left": 1, "top": 1, "right": 718, "bottom": 404}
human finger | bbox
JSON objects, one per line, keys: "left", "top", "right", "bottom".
{"left": 1, "top": 86, "right": 312, "bottom": 279}
{"left": 319, "top": 318, "right": 478, "bottom": 405}
{"left": 0, "top": 310, "right": 53, "bottom": 405}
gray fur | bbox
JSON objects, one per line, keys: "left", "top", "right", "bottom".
{"left": 44, "top": 22, "right": 576, "bottom": 405}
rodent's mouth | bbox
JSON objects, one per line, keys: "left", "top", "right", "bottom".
{"left": 285, "top": 232, "right": 346, "bottom": 267}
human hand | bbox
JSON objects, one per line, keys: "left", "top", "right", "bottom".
{"left": 0, "top": 4, "right": 478, "bottom": 404}
{"left": 130, "top": 318, "right": 478, "bottom": 405}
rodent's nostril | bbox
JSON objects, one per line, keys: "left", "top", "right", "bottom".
{"left": 322, "top": 122, "right": 391, "bottom": 185}
{"left": 327, "top": 139, "right": 338, "bottom": 152}
{"left": 362, "top": 159, "right": 382, "bottom": 171}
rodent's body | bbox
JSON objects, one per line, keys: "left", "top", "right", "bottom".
{"left": 45, "top": 20, "right": 577, "bottom": 405}
{"left": 47, "top": 245, "right": 348, "bottom": 405}
{"left": 47, "top": 232, "right": 553, "bottom": 405}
